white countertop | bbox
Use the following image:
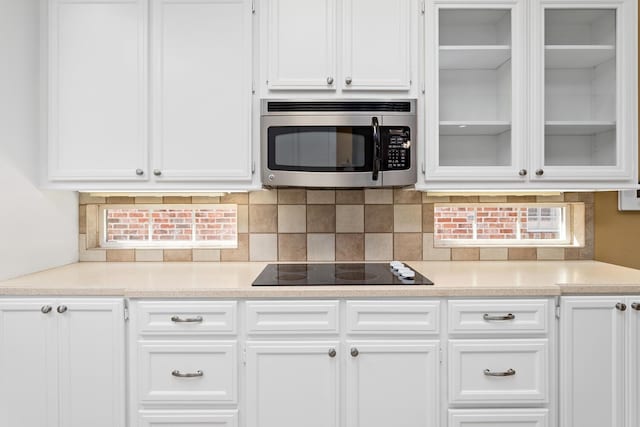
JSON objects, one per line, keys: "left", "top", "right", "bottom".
{"left": 1, "top": 261, "right": 640, "bottom": 297}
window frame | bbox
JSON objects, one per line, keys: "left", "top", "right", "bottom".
{"left": 98, "top": 204, "right": 238, "bottom": 249}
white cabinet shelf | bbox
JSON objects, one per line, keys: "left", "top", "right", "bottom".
{"left": 544, "top": 121, "right": 616, "bottom": 136}
{"left": 545, "top": 45, "right": 615, "bottom": 69}
{"left": 439, "top": 46, "right": 511, "bottom": 69}
{"left": 440, "top": 121, "right": 511, "bottom": 136}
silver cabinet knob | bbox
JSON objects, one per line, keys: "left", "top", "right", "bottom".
{"left": 350, "top": 347, "right": 359, "bottom": 357}
{"left": 135, "top": 168, "right": 144, "bottom": 176}
{"left": 153, "top": 169, "right": 162, "bottom": 176}
{"left": 328, "top": 348, "right": 337, "bottom": 358}
{"left": 519, "top": 169, "right": 527, "bottom": 177}
{"left": 535, "top": 169, "right": 544, "bottom": 176}
{"left": 345, "top": 76, "right": 352, "bottom": 85}
{"left": 57, "top": 305, "right": 68, "bottom": 314}
{"left": 326, "top": 76, "right": 334, "bottom": 85}
{"left": 632, "top": 302, "right": 640, "bottom": 311}
{"left": 41, "top": 305, "right": 52, "bottom": 314}
{"left": 268, "top": 174, "right": 275, "bottom": 182}
{"left": 616, "top": 302, "right": 627, "bottom": 311}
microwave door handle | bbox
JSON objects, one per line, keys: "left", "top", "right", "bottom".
{"left": 372, "top": 117, "right": 380, "bottom": 181}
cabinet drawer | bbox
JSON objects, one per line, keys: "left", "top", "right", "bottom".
{"left": 135, "top": 301, "right": 237, "bottom": 335}
{"left": 449, "top": 409, "right": 549, "bottom": 427}
{"left": 139, "top": 410, "right": 238, "bottom": 427}
{"left": 448, "top": 339, "right": 549, "bottom": 405}
{"left": 448, "top": 299, "right": 549, "bottom": 335}
{"left": 246, "top": 301, "right": 339, "bottom": 334}
{"left": 138, "top": 341, "right": 237, "bottom": 404}
{"left": 346, "top": 301, "right": 440, "bottom": 334}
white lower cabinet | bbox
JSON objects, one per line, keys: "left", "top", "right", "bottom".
{"left": 0, "top": 298, "right": 125, "bottom": 427}
{"left": 139, "top": 410, "right": 238, "bottom": 427}
{"left": 449, "top": 409, "right": 549, "bottom": 427}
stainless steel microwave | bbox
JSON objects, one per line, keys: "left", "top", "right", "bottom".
{"left": 261, "top": 100, "right": 417, "bottom": 188}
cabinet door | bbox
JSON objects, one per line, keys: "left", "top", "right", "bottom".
{"left": 346, "top": 341, "right": 439, "bottom": 427}
{"left": 57, "top": 299, "right": 125, "bottom": 427}
{"left": 139, "top": 410, "right": 238, "bottom": 427}
{"left": 151, "top": 0, "right": 253, "bottom": 182}
{"left": 264, "top": 0, "right": 337, "bottom": 90}
{"left": 246, "top": 341, "right": 339, "bottom": 427}
{"left": 342, "top": 0, "right": 413, "bottom": 91}
{"left": 0, "top": 300, "right": 58, "bottom": 427}
{"left": 628, "top": 296, "right": 640, "bottom": 427}
{"left": 424, "top": 0, "right": 527, "bottom": 183}
{"left": 530, "top": 0, "right": 637, "bottom": 183}
{"left": 48, "top": 0, "right": 148, "bottom": 181}
{"left": 560, "top": 297, "right": 625, "bottom": 427}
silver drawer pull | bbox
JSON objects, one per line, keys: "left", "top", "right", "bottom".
{"left": 171, "top": 370, "right": 203, "bottom": 378}
{"left": 171, "top": 315, "right": 203, "bottom": 323}
{"left": 483, "top": 313, "right": 515, "bottom": 321}
{"left": 484, "top": 368, "right": 516, "bottom": 377}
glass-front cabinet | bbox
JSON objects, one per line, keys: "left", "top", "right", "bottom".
{"left": 531, "top": 0, "right": 636, "bottom": 182}
{"left": 424, "top": 0, "right": 526, "bottom": 182}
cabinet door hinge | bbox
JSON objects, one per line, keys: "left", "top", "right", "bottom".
{"left": 251, "top": 0, "right": 255, "bottom": 14}
{"left": 421, "top": 162, "right": 425, "bottom": 175}
{"left": 252, "top": 161, "right": 256, "bottom": 174}
{"left": 420, "top": 0, "right": 425, "bottom": 14}
{"left": 438, "top": 347, "right": 443, "bottom": 365}
{"left": 124, "top": 306, "right": 129, "bottom": 322}
{"left": 242, "top": 347, "right": 247, "bottom": 366}
{"left": 555, "top": 302, "right": 561, "bottom": 320}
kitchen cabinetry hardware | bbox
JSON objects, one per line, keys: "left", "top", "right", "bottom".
{"left": 170, "top": 315, "right": 203, "bottom": 323}
{"left": 535, "top": 169, "right": 544, "bottom": 176}
{"left": 345, "top": 76, "right": 352, "bottom": 85}
{"left": 350, "top": 347, "right": 359, "bottom": 357}
{"left": 326, "top": 76, "right": 334, "bottom": 85}
{"left": 41, "top": 305, "right": 52, "bottom": 314}
{"left": 57, "top": 305, "right": 68, "bottom": 314}
{"left": 171, "top": 370, "right": 204, "bottom": 378}
{"left": 519, "top": 169, "right": 527, "bottom": 176}
{"left": 616, "top": 302, "right": 627, "bottom": 311}
{"left": 328, "top": 348, "right": 337, "bottom": 358}
{"left": 483, "top": 368, "right": 516, "bottom": 377}
{"left": 483, "top": 313, "right": 515, "bottom": 321}
{"left": 153, "top": 169, "right": 162, "bottom": 176}
{"left": 135, "top": 168, "right": 144, "bottom": 176}
{"left": 632, "top": 302, "right": 640, "bottom": 311}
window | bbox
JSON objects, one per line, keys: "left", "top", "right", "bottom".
{"left": 434, "top": 203, "right": 584, "bottom": 247}
{"left": 99, "top": 205, "right": 237, "bottom": 248}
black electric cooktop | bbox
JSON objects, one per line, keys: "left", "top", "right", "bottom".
{"left": 251, "top": 263, "right": 434, "bottom": 286}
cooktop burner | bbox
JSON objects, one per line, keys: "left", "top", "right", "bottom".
{"left": 251, "top": 263, "right": 434, "bottom": 286}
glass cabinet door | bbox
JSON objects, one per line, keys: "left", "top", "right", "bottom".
{"left": 425, "top": 1, "right": 525, "bottom": 182}
{"left": 533, "top": 1, "right": 636, "bottom": 182}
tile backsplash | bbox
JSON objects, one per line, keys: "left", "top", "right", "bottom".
{"left": 78, "top": 189, "right": 594, "bottom": 262}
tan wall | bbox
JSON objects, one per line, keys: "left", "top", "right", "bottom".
{"left": 595, "top": 193, "right": 640, "bottom": 269}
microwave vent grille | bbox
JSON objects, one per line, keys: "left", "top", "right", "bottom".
{"left": 267, "top": 101, "right": 411, "bottom": 112}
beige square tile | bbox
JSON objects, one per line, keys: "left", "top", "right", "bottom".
{"left": 479, "top": 196, "right": 507, "bottom": 202}
{"left": 394, "top": 205, "right": 422, "bottom": 232}
{"left": 86, "top": 205, "right": 99, "bottom": 248}
{"left": 508, "top": 248, "right": 537, "bottom": 260}
{"left": 307, "top": 205, "right": 336, "bottom": 233}
{"left": 78, "top": 234, "right": 87, "bottom": 251}
{"left": 423, "top": 233, "right": 451, "bottom": 261}
{"left": 163, "top": 249, "right": 193, "bottom": 262}
{"left": 107, "top": 249, "right": 135, "bottom": 262}
{"left": 192, "top": 196, "right": 221, "bottom": 204}
{"left": 307, "top": 190, "right": 335, "bottom": 204}
{"left": 507, "top": 196, "right": 536, "bottom": 203}
{"left": 394, "top": 189, "right": 422, "bottom": 204}
{"left": 450, "top": 196, "right": 479, "bottom": 203}
{"left": 221, "top": 234, "right": 249, "bottom": 261}
{"left": 536, "top": 194, "right": 564, "bottom": 202}
{"left": 537, "top": 247, "right": 565, "bottom": 260}
{"left": 422, "top": 194, "right": 450, "bottom": 203}
{"left": 307, "top": 234, "right": 336, "bottom": 261}
{"left": 422, "top": 203, "right": 434, "bottom": 233}
{"left": 192, "top": 249, "right": 221, "bottom": 262}
{"left": 163, "top": 196, "right": 192, "bottom": 204}
{"left": 394, "top": 233, "right": 422, "bottom": 261}
{"left": 452, "top": 248, "right": 480, "bottom": 261}
{"left": 336, "top": 190, "right": 364, "bottom": 204}
{"left": 79, "top": 205, "right": 87, "bottom": 234}
{"left": 249, "top": 190, "right": 278, "bottom": 204}
{"left": 249, "top": 205, "right": 277, "bottom": 233}
{"left": 278, "top": 234, "right": 307, "bottom": 261}
{"left": 364, "top": 189, "right": 393, "bottom": 204}
{"left": 79, "top": 248, "right": 106, "bottom": 262}
{"left": 480, "top": 247, "right": 508, "bottom": 261}
{"left": 135, "top": 249, "right": 164, "bottom": 262}
{"left": 278, "top": 189, "right": 306, "bottom": 204}
{"left": 79, "top": 193, "right": 105, "bottom": 205}
{"left": 135, "top": 196, "right": 163, "bottom": 204}
{"left": 365, "top": 233, "right": 393, "bottom": 261}
{"left": 221, "top": 193, "right": 249, "bottom": 204}
{"left": 107, "top": 196, "right": 135, "bottom": 204}
{"left": 364, "top": 205, "right": 393, "bottom": 233}
{"left": 237, "top": 205, "right": 248, "bottom": 233}
{"left": 336, "top": 205, "right": 364, "bottom": 233}
{"left": 278, "top": 205, "right": 306, "bottom": 233}
{"left": 250, "top": 234, "right": 278, "bottom": 261}
{"left": 564, "top": 192, "right": 594, "bottom": 203}
{"left": 335, "top": 233, "right": 364, "bottom": 261}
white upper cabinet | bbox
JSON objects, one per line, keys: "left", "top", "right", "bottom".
{"left": 261, "top": 0, "right": 417, "bottom": 96}
{"left": 151, "top": 0, "right": 252, "bottom": 182}
{"left": 424, "top": 1, "right": 526, "bottom": 183}
{"left": 47, "top": 0, "right": 148, "bottom": 182}
{"left": 531, "top": 0, "right": 636, "bottom": 183}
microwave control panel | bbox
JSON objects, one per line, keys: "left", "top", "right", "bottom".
{"left": 383, "top": 128, "right": 411, "bottom": 170}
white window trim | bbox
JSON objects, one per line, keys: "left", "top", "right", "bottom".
{"left": 98, "top": 204, "right": 238, "bottom": 249}
{"left": 433, "top": 203, "right": 585, "bottom": 248}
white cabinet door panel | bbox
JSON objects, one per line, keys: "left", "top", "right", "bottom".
{"left": 346, "top": 300, "right": 440, "bottom": 335}
{"left": 48, "top": 0, "right": 148, "bottom": 181}
{"left": 151, "top": 0, "right": 252, "bottom": 181}
{"left": 139, "top": 410, "right": 238, "bottom": 427}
